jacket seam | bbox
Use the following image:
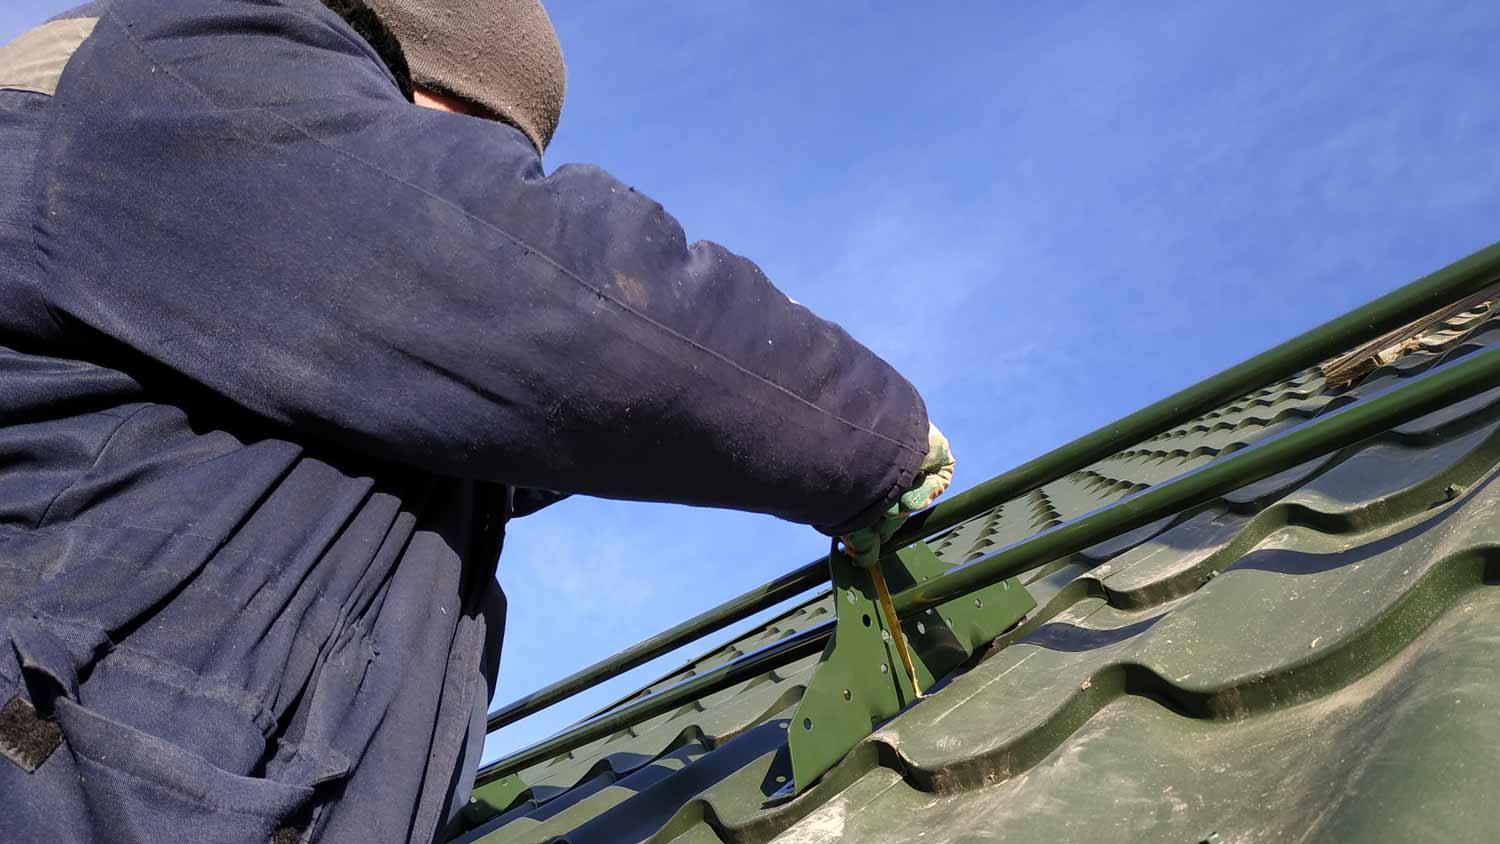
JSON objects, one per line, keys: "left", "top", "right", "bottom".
{"left": 62, "top": 727, "right": 313, "bottom": 816}
{"left": 818, "top": 376, "right": 928, "bottom": 534}
{"left": 33, "top": 403, "right": 151, "bottom": 528}
{"left": 19, "top": 602, "right": 379, "bottom": 736}
{"left": 96, "top": 3, "right": 923, "bottom": 458}
{"left": 0, "top": 520, "right": 382, "bottom": 664}
{"left": 26, "top": 610, "right": 279, "bottom": 730}
{"left": 16, "top": 78, "right": 69, "bottom": 339}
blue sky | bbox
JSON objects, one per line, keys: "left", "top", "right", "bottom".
{"left": 7, "top": 1, "right": 1500, "bottom": 765}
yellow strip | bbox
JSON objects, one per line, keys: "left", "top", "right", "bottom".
{"left": 871, "top": 564, "right": 924, "bottom": 701}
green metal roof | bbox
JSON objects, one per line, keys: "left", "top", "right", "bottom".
{"left": 458, "top": 302, "right": 1500, "bottom": 844}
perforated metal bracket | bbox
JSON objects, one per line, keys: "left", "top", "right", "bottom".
{"left": 454, "top": 772, "right": 529, "bottom": 833}
{"left": 785, "top": 541, "right": 1035, "bottom": 794}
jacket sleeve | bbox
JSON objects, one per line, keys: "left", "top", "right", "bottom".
{"left": 31, "top": 0, "right": 928, "bottom": 535}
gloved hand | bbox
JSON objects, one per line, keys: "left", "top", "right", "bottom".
{"left": 841, "top": 423, "right": 955, "bottom": 567}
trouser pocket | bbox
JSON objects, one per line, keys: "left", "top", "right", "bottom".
{"left": 0, "top": 623, "right": 340, "bottom": 844}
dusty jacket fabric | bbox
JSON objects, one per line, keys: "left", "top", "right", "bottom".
{"left": 0, "top": 1, "right": 927, "bottom": 842}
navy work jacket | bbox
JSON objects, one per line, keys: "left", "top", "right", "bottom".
{"left": 0, "top": 1, "right": 927, "bottom": 841}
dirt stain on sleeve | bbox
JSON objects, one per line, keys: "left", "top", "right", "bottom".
{"left": 614, "top": 272, "right": 650, "bottom": 309}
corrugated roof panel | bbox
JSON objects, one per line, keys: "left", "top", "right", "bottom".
{"left": 459, "top": 309, "right": 1500, "bottom": 844}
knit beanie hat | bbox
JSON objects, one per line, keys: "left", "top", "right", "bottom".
{"left": 365, "top": 0, "right": 566, "bottom": 152}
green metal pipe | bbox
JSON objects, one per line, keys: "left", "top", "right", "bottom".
{"left": 486, "top": 241, "right": 1500, "bottom": 732}
{"left": 477, "top": 619, "right": 833, "bottom": 784}
{"left": 885, "top": 241, "right": 1500, "bottom": 551}
{"left": 891, "top": 344, "right": 1500, "bottom": 614}
{"left": 571, "top": 584, "right": 843, "bottom": 725}
{"left": 475, "top": 344, "right": 1500, "bottom": 784}
{"left": 485, "top": 559, "right": 828, "bottom": 732}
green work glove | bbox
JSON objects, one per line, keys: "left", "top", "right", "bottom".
{"left": 841, "top": 423, "right": 955, "bottom": 567}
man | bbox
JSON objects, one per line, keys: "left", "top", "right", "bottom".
{"left": 0, "top": 0, "right": 952, "bottom": 841}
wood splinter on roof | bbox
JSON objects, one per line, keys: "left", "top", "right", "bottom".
{"left": 1319, "top": 284, "right": 1500, "bottom": 388}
